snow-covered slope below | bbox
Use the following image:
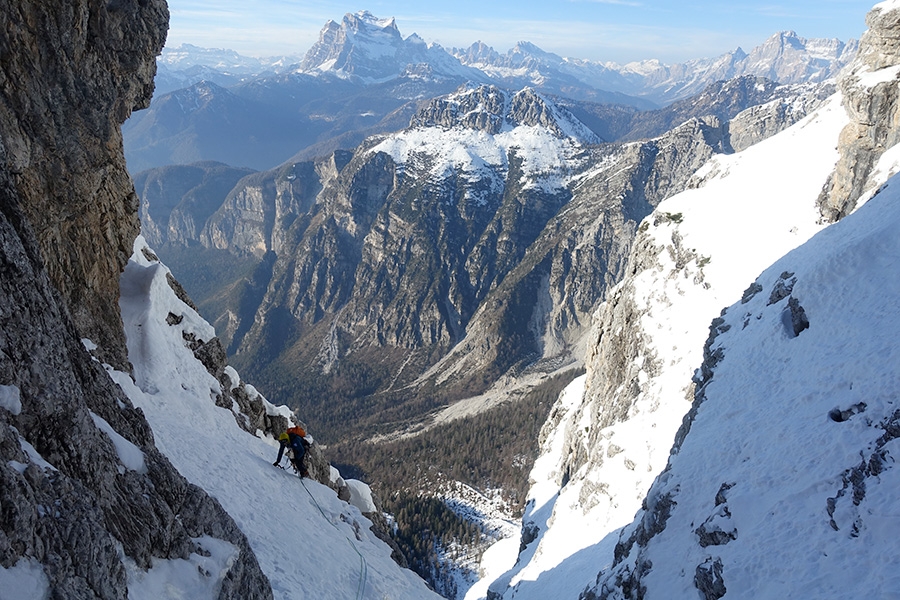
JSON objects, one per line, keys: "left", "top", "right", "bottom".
{"left": 588, "top": 147, "right": 900, "bottom": 600}
{"left": 471, "top": 89, "right": 861, "bottom": 599}
{"left": 111, "top": 236, "right": 440, "bottom": 600}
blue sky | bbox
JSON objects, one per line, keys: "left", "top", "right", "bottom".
{"left": 165, "top": 0, "right": 876, "bottom": 64}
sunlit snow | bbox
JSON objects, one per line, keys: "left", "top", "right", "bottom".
{"left": 111, "top": 235, "right": 441, "bottom": 600}
{"left": 470, "top": 89, "right": 868, "bottom": 598}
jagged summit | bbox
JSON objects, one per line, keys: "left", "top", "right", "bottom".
{"left": 451, "top": 29, "right": 857, "bottom": 105}
{"left": 299, "top": 10, "right": 480, "bottom": 83}
{"left": 409, "top": 84, "right": 600, "bottom": 142}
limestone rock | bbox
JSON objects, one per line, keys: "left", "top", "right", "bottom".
{"left": 0, "top": 1, "right": 273, "bottom": 597}
{"left": 0, "top": 162, "right": 271, "bottom": 598}
{"left": 0, "top": 0, "right": 167, "bottom": 371}
{"left": 818, "top": 3, "right": 900, "bottom": 221}
{"left": 726, "top": 82, "right": 834, "bottom": 152}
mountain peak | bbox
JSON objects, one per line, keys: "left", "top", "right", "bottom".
{"left": 299, "top": 11, "right": 474, "bottom": 82}
{"left": 409, "top": 83, "right": 599, "bottom": 142}
{"left": 345, "top": 10, "right": 400, "bottom": 35}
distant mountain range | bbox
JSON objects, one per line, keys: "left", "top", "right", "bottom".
{"left": 125, "top": 11, "right": 857, "bottom": 173}
{"left": 151, "top": 11, "right": 857, "bottom": 106}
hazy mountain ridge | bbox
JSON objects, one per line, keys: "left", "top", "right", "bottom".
{"left": 455, "top": 29, "right": 856, "bottom": 105}
{"left": 153, "top": 43, "right": 303, "bottom": 96}
{"left": 126, "top": 13, "right": 856, "bottom": 174}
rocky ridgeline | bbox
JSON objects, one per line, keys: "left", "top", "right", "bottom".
{"left": 453, "top": 31, "right": 856, "bottom": 106}
{"left": 819, "top": 2, "right": 900, "bottom": 221}
{"left": 0, "top": 1, "right": 273, "bottom": 598}
{"left": 725, "top": 81, "right": 834, "bottom": 152}
{"left": 410, "top": 85, "right": 599, "bottom": 141}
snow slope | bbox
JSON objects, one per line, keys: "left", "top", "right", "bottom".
{"left": 594, "top": 147, "right": 900, "bottom": 599}
{"left": 470, "top": 87, "right": 877, "bottom": 598}
{"left": 111, "top": 236, "right": 440, "bottom": 600}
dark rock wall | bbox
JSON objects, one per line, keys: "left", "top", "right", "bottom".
{"left": 0, "top": 1, "right": 273, "bottom": 597}
{"left": 0, "top": 0, "right": 166, "bottom": 370}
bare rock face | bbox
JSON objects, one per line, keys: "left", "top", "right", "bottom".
{"left": 818, "top": 3, "right": 900, "bottom": 222}
{"left": 0, "top": 149, "right": 272, "bottom": 598}
{"left": 0, "top": 1, "right": 273, "bottom": 597}
{"left": 133, "top": 162, "right": 256, "bottom": 249}
{"left": 0, "top": 0, "right": 168, "bottom": 370}
{"left": 727, "top": 82, "right": 834, "bottom": 152}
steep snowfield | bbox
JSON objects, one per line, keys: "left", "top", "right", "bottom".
{"left": 598, "top": 155, "right": 900, "bottom": 599}
{"left": 469, "top": 87, "right": 883, "bottom": 598}
{"left": 372, "top": 125, "right": 580, "bottom": 190}
{"left": 111, "top": 237, "right": 440, "bottom": 600}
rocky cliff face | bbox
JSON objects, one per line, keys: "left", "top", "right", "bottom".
{"left": 619, "top": 76, "right": 834, "bottom": 148}
{"left": 134, "top": 162, "right": 256, "bottom": 248}
{"left": 818, "top": 2, "right": 900, "bottom": 221}
{"left": 0, "top": 0, "right": 168, "bottom": 371}
{"left": 0, "top": 1, "right": 273, "bottom": 597}
{"left": 299, "top": 10, "right": 481, "bottom": 83}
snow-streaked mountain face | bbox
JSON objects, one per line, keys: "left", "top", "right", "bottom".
{"left": 474, "top": 90, "right": 852, "bottom": 600}
{"left": 475, "top": 3, "right": 900, "bottom": 599}
{"left": 299, "top": 10, "right": 483, "bottom": 84}
{"left": 371, "top": 85, "right": 599, "bottom": 193}
{"left": 583, "top": 160, "right": 900, "bottom": 600}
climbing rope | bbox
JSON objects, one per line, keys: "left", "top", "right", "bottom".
{"left": 299, "top": 477, "right": 369, "bottom": 600}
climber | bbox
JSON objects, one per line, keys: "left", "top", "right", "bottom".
{"left": 274, "top": 425, "right": 311, "bottom": 477}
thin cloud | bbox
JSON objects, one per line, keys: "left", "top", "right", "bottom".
{"left": 568, "top": 0, "right": 644, "bottom": 7}
{"left": 570, "top": 0, "right": 643, "bottom": 5}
